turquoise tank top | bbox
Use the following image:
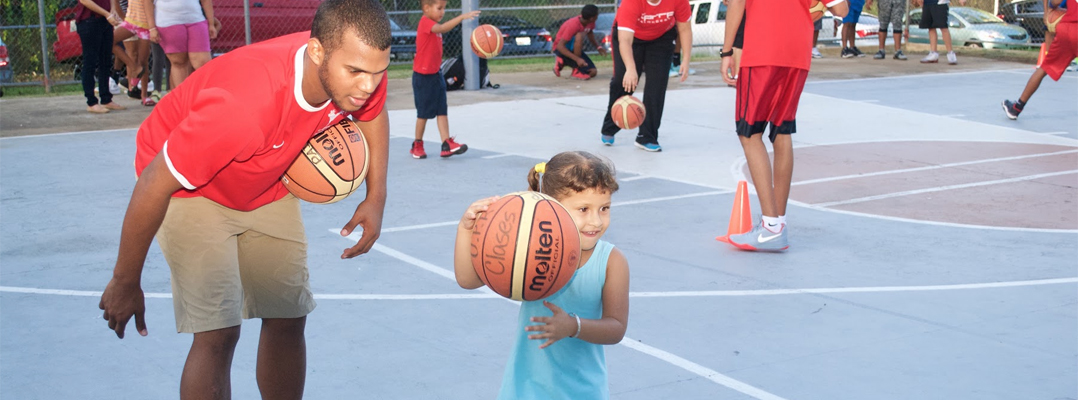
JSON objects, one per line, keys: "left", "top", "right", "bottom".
{"left": 496, "top": 240, "right": 614, "bottom": 400}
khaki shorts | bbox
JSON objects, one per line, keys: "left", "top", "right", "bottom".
{"left": 157, "top": 195, "right": 316, "bottom": 333}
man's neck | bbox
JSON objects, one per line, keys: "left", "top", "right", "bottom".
{"left": 300, "top": 50, "right": 328, "bottom": 107}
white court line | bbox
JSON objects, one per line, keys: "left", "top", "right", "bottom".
{"left": 382, "top": 221, "right": 459, "bottom": 233}
{"left": 942, "top": 114, "right": 966, "bottom": 118}
{"left": 0, "top": 128, "right": 135, "bottom": 140}
{"left": 1043, "top": 132, "right": 1071, "bottom": 136}
{"left": 815, "top": 169, "right": 1078, "bottom": 208}
{"left": 8, "top": 277, "right": 1076, "bottom": 299}
{"left": 481, "top": 153, "right": 516, "bottom": 159}
{"left": 619, "top": 175, "right": 651, "bottom": 182}
{"left": 804, "top": 68, "right": 1032, "bottom": 84}
{"left": 791, "top": 149, "right": 1078, "bottom": 187}
{"left": 854, "top": 99, "right": 880, "bottom": 103}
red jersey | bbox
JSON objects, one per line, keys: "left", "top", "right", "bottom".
{"left": 555, "top": 16, "right": 596, "bottom": 51}
{"left": 741, "top": 0, "right": 844, "bottom": 70}
{"left": 134, "top": 32, "right": 388, "bottom": 211}
{"left": 414, "top": 16, "right": 443, "bottom": 74}
{"left": 1063, "top": 0, "right": 1077, "bottom": 23}
{"left": 615, "top": 0, "right": 690, "bottom": 41}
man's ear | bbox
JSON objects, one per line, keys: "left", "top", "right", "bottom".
{"left": 308, "top": 38, "right": 325, "bottom": 66}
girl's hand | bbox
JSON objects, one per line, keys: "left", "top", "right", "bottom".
{"left": 622, "top": 69, "right": 638, "bottom": 93}
{"left": 150, "top": 28, "right": 160, "bottom": 43}
{"left": 525, "top": 301, "right": 577, "bottom": 349}
{"left": 459, "top": 196, "right": 500, "bottom": 231}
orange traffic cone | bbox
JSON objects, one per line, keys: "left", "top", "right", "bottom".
{"left": 716, "top": 181, "right": 753, "bottom": 243}
{"left": 1037, "top": 42, "right": 1047, "bottom": 67}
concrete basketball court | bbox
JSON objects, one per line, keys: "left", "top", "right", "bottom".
{"left": 2, "top": 64, "right": 1076, "bottom": 399}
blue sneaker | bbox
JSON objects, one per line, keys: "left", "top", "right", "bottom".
{"left": 727, "top": 222, "right": 788, "bottom": 252}
{"left": 601, "top": 135, "right": 615, "bottom": 146}
{"left": 634, "top": 142, "right": 662, "bottom": 152}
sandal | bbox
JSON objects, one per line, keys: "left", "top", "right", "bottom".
{"left": 87, "top": 104, "right": 110, "bottom": 114}
{"left": 142, "top": 97, "right": 156, "bottom": 106}
{"left": 103, "top": 102, "right": 126, "bottom": 110}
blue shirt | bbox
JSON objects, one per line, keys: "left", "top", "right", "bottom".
{"left": 497, "top": 240, "right": 615, "bottom": 400}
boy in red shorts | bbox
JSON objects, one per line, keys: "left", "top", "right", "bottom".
{"left": 1002, "top": 0, "right": 1077, "bottom": 120}
{"left": 720, "top": 0, "right": 847, "bottom": 252}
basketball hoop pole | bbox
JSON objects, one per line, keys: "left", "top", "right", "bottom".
{"left": 462, "top": 0, "right": 480, "bottom": 90}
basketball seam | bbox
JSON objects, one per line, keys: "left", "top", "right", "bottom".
{"left": 284, "top": 144, "right": 335, "bottom": 203}
{"left": 478, "top": 195, "right": 515, "bottom": 297}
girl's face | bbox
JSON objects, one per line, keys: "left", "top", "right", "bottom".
{"left": 557, "top": 188, "right": 612, "bottom": 252}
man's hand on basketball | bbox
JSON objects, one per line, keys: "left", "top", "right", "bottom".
{"left": 460, "top": 196, "right": 500, "bottom": 231}
{"left": 721, "top": 55, "right": 736, "bottom": 86}
{"left": 99, "top": 278, "right": 148, "bottom": 339}
{"left": 340, "top": 197, "right": 385, "bottom": 258}
{"left": 526, "top": 301, "right": 575, "bottom": 349}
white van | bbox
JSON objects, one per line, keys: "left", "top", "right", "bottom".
{"left": 688, "top": 0, "right": 728, "bottom": 46}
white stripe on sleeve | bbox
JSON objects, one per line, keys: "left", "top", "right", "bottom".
{"left": 162, "top": 141, "right": 196, "bottom": 190}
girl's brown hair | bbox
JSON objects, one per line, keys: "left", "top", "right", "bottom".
{"left": 527, "top": 151, "right": 619, "bottom": 199}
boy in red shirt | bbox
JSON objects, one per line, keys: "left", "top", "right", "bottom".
{"left": 1002, "top": 0, "right": 1077, "bottom": 120}
{"left": 98, "top": 1, "right": 394, "bottom": 397}
{"left": 410, "top": 0, "right": 479, "bottom": 159}
{"left": 720, "top": 0, "right": 847, "bottom": 251}
{"left": 553, "top": 4, "right": 607, "bottom": 80}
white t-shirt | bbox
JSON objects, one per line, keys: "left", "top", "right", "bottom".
{"left": 154, "top": 0, "right": 206, "bottom": 27}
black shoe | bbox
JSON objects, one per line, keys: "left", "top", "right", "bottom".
{"left": 127, "top": 86, "right": 142, "bottom": 99}
{"left": 841, "top": 48, "right": 854, "bottom": 58}
{"left": 1002, "top": 100, "right": 1023, "bottom": 120}
{"left": 852, "top": 47, "right": 866, "bottom": 57}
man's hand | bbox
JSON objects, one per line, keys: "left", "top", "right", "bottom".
{"left": 721, "top": 54, "right": 736, "bottom": 86}
{"left": 339, "top": 197, "right": 386, "bottom": 258}
{"left": 99, "top": 278, "right": 148, "bottom": 339}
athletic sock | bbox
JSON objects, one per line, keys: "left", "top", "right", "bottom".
{"left": 778, "top": 215, "right": 787, "bottom": 226}
{"left": 761, "top": 216, "right": 783, "bottom": 233}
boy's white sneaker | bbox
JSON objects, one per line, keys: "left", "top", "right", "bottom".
{"left": 920, "top": 51, "right": 939, "bottom": 63}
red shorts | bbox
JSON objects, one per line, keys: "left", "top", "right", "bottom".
{"left": 735, "top": 66, "right": 809, "bottom": 142}
{"left": 1040, "top": 22, "right": 1077, "bottom": 81}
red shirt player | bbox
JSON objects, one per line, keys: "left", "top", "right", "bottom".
{"left": 719, "top": 0, "right": 847, "bottom": 252}
{"left": 600, "top": 0, "right": 692, "bottom": 152}
{"left": 97, "top": 1, "right": 394, "bottom": 398}
{"left": 1002, "top": 0, "right": 1077, "bottom": 120}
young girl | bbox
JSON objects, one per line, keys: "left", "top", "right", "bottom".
{"left": 454, "top": 151, "right": 630, "bottom": 400}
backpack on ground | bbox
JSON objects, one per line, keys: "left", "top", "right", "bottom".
{"left": 441, "top": 57, "right": 499, "bottom": 91}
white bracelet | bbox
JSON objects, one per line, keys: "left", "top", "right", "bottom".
{"left": 570, "top": 313, "right": 581, "bottom": 338}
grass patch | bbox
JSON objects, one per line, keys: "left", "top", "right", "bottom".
{"left": 2, "top": 83, "right": 85, "bottom": 98}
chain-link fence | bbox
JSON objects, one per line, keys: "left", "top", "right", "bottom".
{"left": 0, "top": 0, "right": 1050, "bottom": 90}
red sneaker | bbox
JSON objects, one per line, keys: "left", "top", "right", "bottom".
{"left": 441, "top": 137, "right": 468, "bottom": 158}
{"left": 570, "top": 68, "right": 591, "bottom": 80}
{"left": 410, "top": 140, "right": 427, "bottom": 159}
{"left": 553, "top": 57, "right": 564, "bottom": 77}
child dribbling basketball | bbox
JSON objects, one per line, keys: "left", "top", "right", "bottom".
{"left": 453, "top": 151, "right": 630, "bottom": 399}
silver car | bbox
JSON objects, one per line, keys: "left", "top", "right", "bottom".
{"left": 908, "top": 6, "right": 1032, "bottom": 49}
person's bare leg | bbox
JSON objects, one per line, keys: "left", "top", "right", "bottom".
{"left": 167, "top": 52, "right": 192, "bottom": 87}
{"left": 893, "top": 32, "right": 902, "bottom": 52}
{"left": 189, "top": 51, "right": 212, "bottom": 70}
{"left": 771, "top": 134, "right": 794, "bottom": 217}
{"left": 136, "top": 40, "right": 151, "bottom": 100}
{"left": 256, "top": 317, "right": 307, "bottom": 400}
{"left": 414, "top": 118, "right": 427, "bottom": 141}
{"left": 739, "top": 134, "right": 778, "bottom": 218}
{"left": 111, "top": 28, "right": 137, "bottom": 77}
{"left": 436, "top": 115, "right": 451, "bottom": 142}
{"left": 181, "top": 326, "right": 241, "bottom": 400}
{"left": 929, "top": 28, "right": 938, "bottom": 53}
{"left": 941, "top": 28, "right": 953, "bottom": 52}
{"left": 1019, "top": 68, "right": 1049, "bottom": 103}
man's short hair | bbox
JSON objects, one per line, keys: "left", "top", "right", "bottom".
{"left": 312, "top": 0, "right": 391, "bottom": 53}
{"left": 581, "top": 4, "right": 599, "bottom": 20}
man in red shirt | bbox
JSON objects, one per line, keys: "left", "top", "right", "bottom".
{"left": 600, "top": 0, "right": 693, "bottom": 152}
{"left": 98, "top": 0, "right": 393, "bottom": 397}
{"left": 409, "top": 0, "right": 478, "bottom": 159}
{"left": 1002, "top": 0, "right": 1077, "bottom": 120}
{"left": 720, "top": 0, "right": 847, "bottom": 252}
{"left": 553, "top": 4, "right": 607, "bottom": 80}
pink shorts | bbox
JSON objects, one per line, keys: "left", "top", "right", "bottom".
{"left": 158, "top": 20, "right": 211, "bottom": 54}
{"left": 119, "top": 21, "right": 151, "bottom": 40}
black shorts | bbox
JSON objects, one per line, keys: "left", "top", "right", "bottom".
{"left": 919, "top": 3, "right": 950, "bottom": 29}
{"left": 412, "top": 71, "right": 447, "bottom": 119}
{"left": 558, "top": 52, "right": 596, "bottom": 73}
{"left": 733, "top": 18, "right": 746, "bottom": 49}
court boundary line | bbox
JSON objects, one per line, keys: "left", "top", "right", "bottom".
{"left": 813, "top": 169, "right": 1078, "bottom": 208}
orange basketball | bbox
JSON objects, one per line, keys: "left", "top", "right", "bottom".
{"left": 470, "top": 191, "right": 581, "bottom": 301}
{"left": 471, "top": 24, "right": 504, "bottom": 59}
{"left": 281, "top": 119, "right": 369, "bottom": 204}
{"left": 809, "top": 0, "right": 827, "bottom": 22}
{"left": 1047, "top": 8, "right": 1066, "bottom": 33}
{"left": 610, "top": 95, "right": 645, "bottom": 130}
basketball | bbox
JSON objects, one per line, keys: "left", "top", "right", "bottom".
{"left": 809, "top": 0, "right": 827, "bottom": 22}
{"left": 471, "top": 24, "right": 504, "bottom": 59}
{"left": 470, "top": 191, "right": 581, "bottom": 301}
{"left": 281, "top": 119, "right": 370, "bottom": 204}
{"left": 610, "top": 95, "right": 646, "bottom": 130}
{"left": 1046, "top": 8, "right": 1065, "bottom": 33}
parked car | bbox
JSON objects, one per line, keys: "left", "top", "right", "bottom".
{"left": 443, "top": 15, "right": 552, "bottom": 57}
{"left": 998, "top": 0, "right": 1050, "bottom": 42}
{"left": 819, "top": 12, "right": 881, "bottom": 41}
{"left": 908, "top": 6, "right": 1032, "bottom": 49}
{"left": 53, "top": 0, "right": 415, "bottom": 63}
{"left": 548, "top": 12, "right": 615, "bottom": 53}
